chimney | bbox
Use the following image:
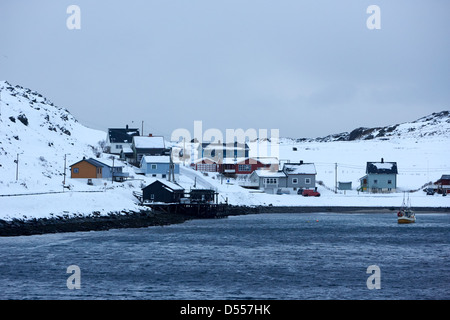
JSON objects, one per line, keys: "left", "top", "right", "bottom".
{"left": 148, "top": 133, "right": 153, "bottom": 137}
{"left": 381, "top": 158, "right": 384, "bottom": 163}
{"left": 126, "top": 124, "right": 129, "bottom": 130}
{"left": 300, "top": 160, "right": 304, "bottom": 164}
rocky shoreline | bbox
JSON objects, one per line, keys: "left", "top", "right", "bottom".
{"left": 0, "top": 205, "right": 448, "bottom": 237}
{"left": 0, "top": 210, "right": 192, "bottom": 237}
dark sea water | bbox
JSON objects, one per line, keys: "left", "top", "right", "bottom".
{"left": 0, "top": 213, "right": 449, "bottom": 300}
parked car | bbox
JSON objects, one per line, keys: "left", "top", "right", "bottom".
{"left": 302, "top": 189, "right": 320, "bottom": 197}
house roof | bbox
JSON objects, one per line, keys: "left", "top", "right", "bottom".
{"left": 143, "top": 179, "right": 185, "bottom": 191}
{"left": 195, "top": 157, "right": 278, "bottom": 165}
{"left": 70, "top": 158, "right": 111, "bottom": 168}
{"left": 121, "top": 146, "right": 133, "bottom": 154}
{"left": 253, "top": 169, "right": 287, "bottom": 178}
{"left": 438, "top": 174, "right": 450, "bottom": 180}
{"left": 193, "top": 157, "right": 218, "bottom": 164}
{"left": 366, "top": 161, "right": 398, "bottom": 174}
{"left": 141, "top": 155, "right": 171, "bottom": 164}
{"left": 283, "top": 163, "right": 317, "bottom": 175}
{"left": 201, "top": 142, "right": 250, "bottom": 150}
{"left": 133, "top": 136, "right": 165, "bottom": 149}
{"left": 108, "top": 128, "right": 140, "bottom": 143}
{"left": 221, "top": 157, "right": 249, "bottom": 164}
{"left": 70, "top": 157, "right": 125, "bottom": 169}
{"left": 256, "top": 157, "right": 279, "bottom": 165}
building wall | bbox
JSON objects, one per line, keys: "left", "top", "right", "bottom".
{"left": 286, "top": 174, "right": 316, "bottom": 189}
{"left": 367, "top": 173, "right": 397, "bottom": 192}
{"left": 71, "top": 161, "right": 101, "bottom": 179}
{"left": 110, "top": 142, "right": 132, "bottom": 155}
{"left": 142, "top": 183, "right": 184, "bottom": 203}
{"left": 259, "top": 176, "right": 287, "bottom": 190}
{"left": 143, "top": 162, "right": 180, "bottom": 178}
{"left": 199, "top": 146, "right": 248, "bottom": 161}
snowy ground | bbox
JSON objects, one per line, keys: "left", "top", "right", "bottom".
{"left": 0, "top": 81, "right": 448, "bottom": 221}
{"left": 1, "top": 137, "right": 449, "bottom": 221}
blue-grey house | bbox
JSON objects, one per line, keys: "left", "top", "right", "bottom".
{"left": 359, "top": 158, "right": 398, "bottom": 193}
{"left": 247, "top": 161, "right": 317, "bottom": 194}
{"left": 139, "top": 155, "right": 179, "bottom": 179}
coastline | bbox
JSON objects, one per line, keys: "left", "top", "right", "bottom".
{"left": 0, "top": 210, "right": 193, "bottom": 237}
{"left": 0, "top": 205, "right": 448, "bottom": 237}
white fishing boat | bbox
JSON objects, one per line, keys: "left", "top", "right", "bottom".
{"left": 397, "top": 193, "right": 415, "bottom": 224}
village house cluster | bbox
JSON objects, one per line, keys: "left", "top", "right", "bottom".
{"left": 67, "top": 125, "right": 450, "bottom": 203}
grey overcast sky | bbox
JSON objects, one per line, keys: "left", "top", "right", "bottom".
{"left": 1, "top": 0, "right": 449, "bottom": 139}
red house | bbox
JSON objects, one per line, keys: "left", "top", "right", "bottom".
{"left": 435, "top": 174, "right": 450, "bottom": 194}
{"left": 192, "top": 158, "right": 218, "bottom": 173}
{"left": 193, "top": 157, "right": 279, "bottom": 175}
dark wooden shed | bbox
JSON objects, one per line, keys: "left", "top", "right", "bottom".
{"left": 189, "top": 189, "right": 216, "bottom": 203}
{"left": 142, "top": 180, "right": 185, "bottom": 203}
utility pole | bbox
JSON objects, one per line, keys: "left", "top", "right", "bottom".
{"left": 141, "top": 121, "right": 144, "bottom": 136}
{"left": 63, "top": 154, "right": 67, "bottom": 191}
{"left": 15, "top": 153, "right": 19, "bottom": 181}
{"left": 335, "top": 162, "right": 338, "bottom": 194}
{"left": 112, "top": 157, "right": 115, "bottom": 184}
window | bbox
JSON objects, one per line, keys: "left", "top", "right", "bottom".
{"left": 162, "top": 174, "right": 166, "bottom": 178}
{"left": 388, "top": 180, "right": 392, "bottom": 184}
{"left": 292, "top": 178, "right": 298, "bottom": 184}
{"left": 151, "top": 164, "right": 157, "bottom": 170}
{"left": 238, "top": 164, "right": 251, "bottom": 172}
{"left": 264, "top": 178, "right": 278, "bottom": 184}
{"left": 73, "top": 168, "right": 79, "bottom": 173}
{"left": 116, "top": 145, "right": 123, "bottom": 149}
{"left": 374, "top": 179, "right": 378, "bottom": 184}
{"left": 305, "top": 178, "right": 311, "bottom": 184}
{"left": 150, "top": 194, "right": 154, "bottom": 200}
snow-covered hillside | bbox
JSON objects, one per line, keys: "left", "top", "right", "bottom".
{"left": 0, "top": 81, "right": 145, "bottom": 219}
{"left": 0, "top": 80, "right": 449, "bottom": 221}
{"left": 0, "top": 81, "right": 107, "bottom": 191}
{"left": 290, "top": 110, "right": 450, "bottom": 142}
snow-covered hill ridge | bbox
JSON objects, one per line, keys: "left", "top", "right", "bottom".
{"left": 0, "top": 80, "right": 106, "bottom": 193}
{"left": 285, "top": 110, "right": 450, "bottom": 143}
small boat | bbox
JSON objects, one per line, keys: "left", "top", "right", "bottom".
{"left": 397, "top": 193, "right": 415, "bottom": 224}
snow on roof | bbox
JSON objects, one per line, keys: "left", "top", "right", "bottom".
{"left": 193, "top": 157, "right": 218, "bottom": 164}
{"left": 283, "top": 163, "right": 317, "bottom": 175}
{"left": 256, "top": 157, "right": 279, "bottom": 165}
{"left": 253, "top": 169, "right": 287, "bottom": 178}
{"left": 201, "top": 142, "right": 249, "bottom": 150}
{"left": 366, "top": 161, "right": 398, "bottom": 174}
{"left": 373, "top": 163, "right": 394, "bottom": 170}
{"left": 145, "top": 179, "right": 185, "bottom": 191}
{"left": 133, "top": 136, "right": 165, "bottom": 149}
{"left": 142, "top": 155, "right": 171, "bottom": 163}
{"left": 221, "top": 157, "right": 248, "bottom": 164}
{"left": 121, "top": 146, "right": 133, "bottom": 154}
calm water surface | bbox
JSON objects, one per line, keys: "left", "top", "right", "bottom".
{"left": 0, "top": 213, "right": 448, "bottom": 300}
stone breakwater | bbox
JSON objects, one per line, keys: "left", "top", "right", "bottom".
{"left": 0, "top": 210, "right": 192, "bottom": 237}
{"left": 0, "top": 205, "right": 448, "bottom": 237}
